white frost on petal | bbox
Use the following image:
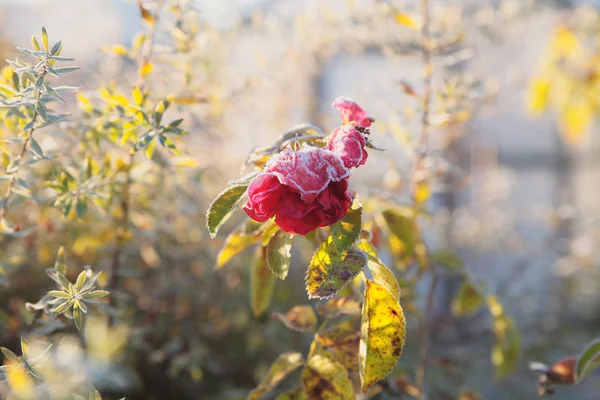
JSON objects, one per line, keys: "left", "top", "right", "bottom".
{"left": 265, "top": 148, "right": 350, "bottom": 202}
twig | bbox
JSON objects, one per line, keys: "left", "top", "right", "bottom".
{"left": 108, "top": 0, "right": 163, "bottom": 308}
{"left": 0, "top": 72, "right": 47, "bottom": 222}
{"left": 413, "top": 0, "right": 436, "bottom": 397}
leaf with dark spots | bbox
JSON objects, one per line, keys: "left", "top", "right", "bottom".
{"left": 301, "top": 350, "right": 353, "bottom": 400}
{"left": 360, "top": 280, "right": 406, "bottom": 391}
{"left": 306, "top": 247, "right": 367, "bottom": 299}
{"left": 316, "top": 327, "right": 361, "bottom": 372}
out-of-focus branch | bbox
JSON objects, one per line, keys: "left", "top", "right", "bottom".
{"left": 0, "top": 71, "right": 47, "bottom": 222}
{"left": 108, "top": 0, "right": 164, "bottom": 310}
{"left": 413, "top": 0, "right": 437, "bottom": 397}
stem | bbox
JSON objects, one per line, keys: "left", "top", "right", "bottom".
{"left": 409, "top": 0, "right": 433, "bottom": 201}
{"left": 0, "top": 73, "right": 47, "bottom": 222}
{"left": 413, "top": 0, "right": 436, "bottom": 397}
{"left": 108, "top": 0, "right": 163, "bottom": 310}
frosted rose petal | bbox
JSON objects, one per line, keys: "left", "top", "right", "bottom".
{"left": 326, "top": 126, "right": 368, "bottom": 169}
{"left": 264, "top": 148, "right": 350, "bottom": 203}
{"left": 332, "top": 97, "right": 373, "bottom": 128}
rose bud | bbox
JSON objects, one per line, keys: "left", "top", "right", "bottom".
{"left": 332, "top": 97, "right": 375, "bottom": 128}
{"left": 327, "top": 125, "right": 368, "bottom": 169}
{"left": 243, "top": 148, "right": 352, "bottom": 235}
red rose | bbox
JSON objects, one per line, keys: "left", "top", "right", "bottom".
{"left": 243, "top": 148, "right": 353, "bottom": 235}
{"left": 327, "top": 125, "right": 368, "bottom": 169}
{"left": 332, "top": 97, "right": 374, "bottom": 128}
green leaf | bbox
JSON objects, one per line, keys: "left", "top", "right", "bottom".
{"left": 452, "top": 281, "right": 484, "bottom": 317}
{"left": 20, "top": 337, "right": 30, "bottom": 360}
{"left": 216, "top": 220, "right": 263, "bottom": 268}
{"left": 53, "top": 66, "right": 80, "bottom": 74}
{"left": 329, "top": 203, "right": 362, "bottom": 255}
{"left": 302, "top": 350, "right": 353, "bottom": 400}
{"left": 266, "top": 230, "right": 293, "bottom": 279}
{"left": 250, "top": 247, "right": 274, "bottom": 317}
{"left": 35, "top": 101, "right": 48, "bottom": 123}
{"left": 575, "top": 338, "right": 600, "bottom": 383}
{"left": 206, "top": 184, "right": 248, "bottom": 238}
{"left": 1, "top": 347, "right": 19, "bottom": 363}
{"left": 75, "top": 270, "right": 88, "bottom": 292}
{"left": 73, "top": 306, "right": 84, "bottom": 330}
{"left": 316, "top": 328, "right": 361, "bottom": 372}
{"left": 48, "top": 290, "right": 71, "bottom": 299}
{"left": 382, "top": 206, "right": 426, "bottom": 268}
{"left": 50, "top": 298, "right": 73, "bottom": 314}
{"left": 44, "top": 84, "right": 65, "bottom": 103}
{"left": 248, "top": 352, "right": 304, "bottom": 400}
{"left": 366, "top": 257, "right": 400, "bottom": 300}
{"left": 29, "top": 138, "right": 44, "bottom": 159}
{"left": 50, "top": 41, "right": 61, "bottom": 57}
{"left": 273, "top": 305, "right": 317, "bottom": 333}
{"left": 81, "top": 290, "right": 110, "bottom": 301}
{"left": 431, "top": 250, "right": 464, "bottom": 274}
{"left": 360, "top": 280, "right": 406, "bottom": 391}
{"left": 158, "top": 135, "right": 180, "bottom": 155}
{"left": 54, "top": 246, "right": 67, "bottom": 274}
{"left": 306, "top": 246, "right": 367, "bottom": 299}
{"left": 75, "top": 196, "right": 87, "bottom": 219}
{"left": 55, "top": 271, "right": 70, "bottom": 291}
{"left": 41, "top": 27, "right": 49, "bottom": 52}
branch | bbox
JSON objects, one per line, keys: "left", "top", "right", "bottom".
{"left": 413, "top": 0, "right": 437, "bottom": 397}
{"left": 0, "top": 71, "right": 48, "bottom": 223}
{"left": 108, "top": 0, "right": 164, "bottom": 307}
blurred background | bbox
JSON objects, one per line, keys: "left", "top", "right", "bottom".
{"left": 0, "top": 0, "right": 599, "bottom": 399}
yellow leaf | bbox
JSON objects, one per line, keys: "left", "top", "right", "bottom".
{"left": 250, "top": 246, "right": 274, "bottom": 317}
{"left": 302, "top": 351, "right": 353, "bottom": 400}
{"left": 487, "top": 295, "right": 520, "bottom": 379}
{"left": 140, "top": 61, "right": 153, "bottom": 78}
{"left": 360, "top": 280, "right": 406, "bottom": 391}
{"left": 316, "top": 327, "right": 361, "bottom": 372}
{"left": 171, "top": 156, "right": 200, "bottom": 168}
{"left": 414, "top": 181, "right": 430, "bottom": 204}
{"left": 41, "top": 27, "right": 49, "bottom": 52}
{"left": 560, "top": 102, "right": 592, "bottom": 145}
{"left": 394, "top": 13, "right": 418, "bottom": 29}
{"left": 172, "top": 96, "right": 208, "bottom": 105}
{"left": 77, "top": 92, "right": 93, "bottom": 113}
{"left": 216, "top": 220, "right": 263, "bottom": 268}
{"left": 551, "top": 25, "right": 581, "bottom": 59}
{"left": 527, "top": 78, "right": 550, "bottom": 114}
{"left": 366, "top": 259, "right": 400, "bottom": 300}
{"left": 6, "top": 364, "right": 36, "bottom": 399}
{"left": 132, "top": 87, "right": 144, "bottom": 106}
{"left": 112, "top": 45, "right": 129, "bottom": 56}
{"left": 139, "top": 4, "right": 156, "bottom": 25}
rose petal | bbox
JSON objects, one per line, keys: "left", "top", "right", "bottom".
{"left": 326, "top": 126, "right": 368, "bottom": 169}
{"left": 265, "top": 148, "right": 350, "bottom": 203}
{"left": 332, "top": 97, "right": 373, "bottom": 128}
